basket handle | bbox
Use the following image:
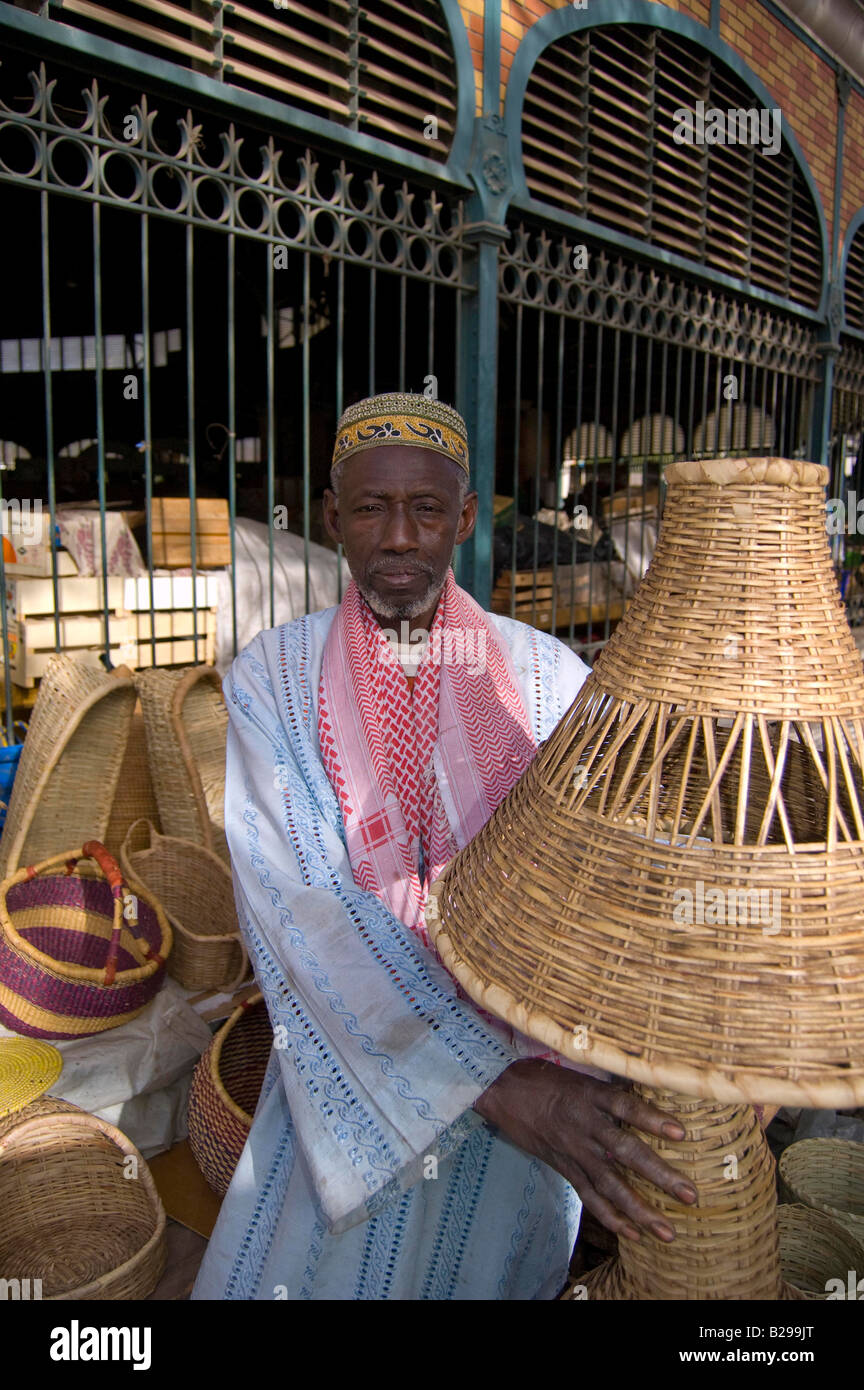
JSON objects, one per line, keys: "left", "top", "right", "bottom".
{"left": 81, "top": 840, "right": 125, "bottom": 891}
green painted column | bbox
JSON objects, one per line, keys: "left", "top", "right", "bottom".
{"left": 458, "top": 110, "right": 513, "bottom": 609}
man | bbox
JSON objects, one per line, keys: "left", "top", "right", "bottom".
{"left": 193, "top": 392, "right": 695, "bottom": 1302}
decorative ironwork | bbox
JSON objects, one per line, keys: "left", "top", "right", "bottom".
{"left": 0, "top": 64, "right": 470, "bottom": 284}
{"left": 834, "top": 339, "right": 864, "bottom": 429}
{"left": 500, "top": 224, "right": 821, "bottom": 380}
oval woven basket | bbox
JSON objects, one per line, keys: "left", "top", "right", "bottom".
{"left": 0, "top": 1096, "right": 166, "bottom": 1299}
{"left": 0, "top": 656, "right": 136, "bottom": 880}
{"left": 120, "top": 818, "right": 247, "bottom": 991}
{"left": 778, "top": 1203, "right": 864, "bottom": 1300}
{"left": 779, "top": 1139, "right": 864, "bottom": 1244}
{"left": 136, "top": 665, "right": 229, "bottom": 864}
{"left": 0, "top": 840, "right": 172, "bottom": 1039}
{"left": 187, "top": 992, "right": 272, "bottom": 1196}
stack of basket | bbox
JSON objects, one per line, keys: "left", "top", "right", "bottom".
{"left": 0, "top": 1038, "right": 166, "bottom": 1299}
{"left": 777, "top": 1139, "right": 864, "bottom": 1299}
{"left": 0, "top": 656, "right": 244, "bottom": 1013}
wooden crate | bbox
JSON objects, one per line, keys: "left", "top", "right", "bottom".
{"left": 150, "top": 499, "right": 231, "bottom": 569}
{"left": 492, "top": 567, "right": 626, "bottom": 631}
{"left": 3, "top": 615, "right": 138, "bottom": 686}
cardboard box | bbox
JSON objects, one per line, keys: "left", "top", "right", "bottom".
{"left": 132, "top": 608, "right": 217, "bottom": 641}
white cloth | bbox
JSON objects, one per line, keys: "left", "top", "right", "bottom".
{"left": 214, "top": 518, "right": 350, "bottom": 674}
{"left": 0, "top": 979, "right": 212, "bottom": 1156}
{"left": 192, "top": 607, "right": 591, "bottom": 1300}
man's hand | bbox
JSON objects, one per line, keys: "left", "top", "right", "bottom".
{"left": 474, "top": 1060, "right": 697, "bottom": 1243}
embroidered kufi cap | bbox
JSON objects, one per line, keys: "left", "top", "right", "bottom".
{"left": 332, "top": 392, "right": 469, "bottom": 475}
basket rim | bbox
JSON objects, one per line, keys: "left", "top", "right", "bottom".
{"left": 0, "top": 846, "right": 173, "bottom": 987}
{"left": 209, "top": 991, "right": 265, "bottom": 1126}
{"left": 0, "top": 1107, "right": 166, "bottom": 1300}
{"left": 426, "top": 880, "right": 864, "bottom": 1109}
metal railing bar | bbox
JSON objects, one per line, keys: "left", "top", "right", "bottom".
{"left": 186, "top": 221, "right": 200, "bottom": 659}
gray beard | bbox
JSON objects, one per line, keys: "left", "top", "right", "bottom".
{"left": 357, "top": 576, "right": 444, "bottom": 622}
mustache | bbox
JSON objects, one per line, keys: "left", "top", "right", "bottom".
{"left": 367, "top": 559, "right": 435, "bottom": 578}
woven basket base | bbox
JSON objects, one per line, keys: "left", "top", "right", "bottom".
{"left": 0, "top": 1219, "right": 158, "bottom": 1298}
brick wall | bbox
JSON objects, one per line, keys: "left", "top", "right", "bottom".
{"left": 842, "top": 91, "right": 864, "bottom": 260}
{"left": 718, "top": 1, "right": 837, "bottom": 260}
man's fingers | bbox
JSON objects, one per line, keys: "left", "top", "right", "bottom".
{"left": 597, "top": 1124, "right": 698, "bottom": 1206}
{"left": 563, "top": 1170, "right": 644, "bottom": 1243}
{"left": 587, "top": 1156, "right": 680, "bottom": 1242}
{"left": 552, "top": 1151, "right": 678, "bottom": 1243}
{"left": 601, "top": 1085, "right": 688, "bottom": 1142}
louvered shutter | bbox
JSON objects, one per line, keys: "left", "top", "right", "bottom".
{"left": 43, "top": 0, "right": 456, "bottom": 160}
{"left": 845, "top": 227, "right": 864, "bottom": 334}
{"left": 521, "top": 24, "right": 823, "bottom": 310}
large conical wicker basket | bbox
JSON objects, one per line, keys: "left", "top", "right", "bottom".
{"left": 0, "top": 656, "right": 136, "bottom": 879}
{"left": 136, "top": 666, "right": 229, "bottom": 864}
{"left": 428, "top": 458, "right": 864, "bottom": 1109}
{"left": 0, "top": 1096, "right": 166, "bottom": 1299}
{"left": 427, "top": 457, "right": 864, "bottom": 1302}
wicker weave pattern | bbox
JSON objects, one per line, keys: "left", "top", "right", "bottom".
{"left": 0, "top": 656, "right": 136, "bottom": 880}
{"left": 120, "top": 818, "right": 246, "bottom": 990}
{"left": 0, "top": 844, "right": 171, "bottom": 1039}
{"left": 0, "top": 1097, "right": 165, "bottom": 1299}
{"left": 0, "top": 1038, "right": 62, "bottom": 1119}
{"left": 136, "top": 666, "right": 229, "bottom": 863}
{"left": 427, "top": 460, "right": 864, "bottom": 1107}
{"left": 777, "top": 1203, "right": 864, "bottom": 1300}
{"left": 103, "top": 710, "right": 162, "bottom": 859}
{"left": 779, "top": 1139, "right": 864, "bottom": 1244}
{"left": 187, "top": 994, "right": 271, "bottom": 1196}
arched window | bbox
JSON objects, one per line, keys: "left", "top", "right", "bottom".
{"left": 845, "top": 222, "right": 864, "bottom": 334}
{"left": 38, "top": 0, "right": 458, "bottom": 160}
{"left": 521, "top": 25, "right": 823, "bottom": 308}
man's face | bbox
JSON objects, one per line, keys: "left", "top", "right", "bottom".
{"left": 323, "top": 445, "right": 477, "bottom": 621}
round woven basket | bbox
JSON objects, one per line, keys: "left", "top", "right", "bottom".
{"left": 0, "top": 840, "right": 172, "bottom": 1039}
{"left": 120, "top": 818, "right": 247, "bottom": 991}
{"left": 187, "top": 993, "right": 272, "bottom": 1196}
{"left": 0, "top": 656, "right": 136, "bottom": 880}
{"left": 777, "top": 1203, "right": 864, "bottom": 1300}
{"left": 779, "top": 1139, "right": 864, "bottom": 1244}
{"left": 0, "top": 1096, "right": 166, "bottom": 1299}
{"left": 136, "top": 665, "right": 229, "bottom": 864}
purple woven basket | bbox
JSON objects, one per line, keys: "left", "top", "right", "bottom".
{"left": 0, "top": 841, "right": 173, "bottom": 1039}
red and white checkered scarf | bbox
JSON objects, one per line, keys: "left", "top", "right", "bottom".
{"left": 318, "top": 570, "right": 536, "bottom": 943}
